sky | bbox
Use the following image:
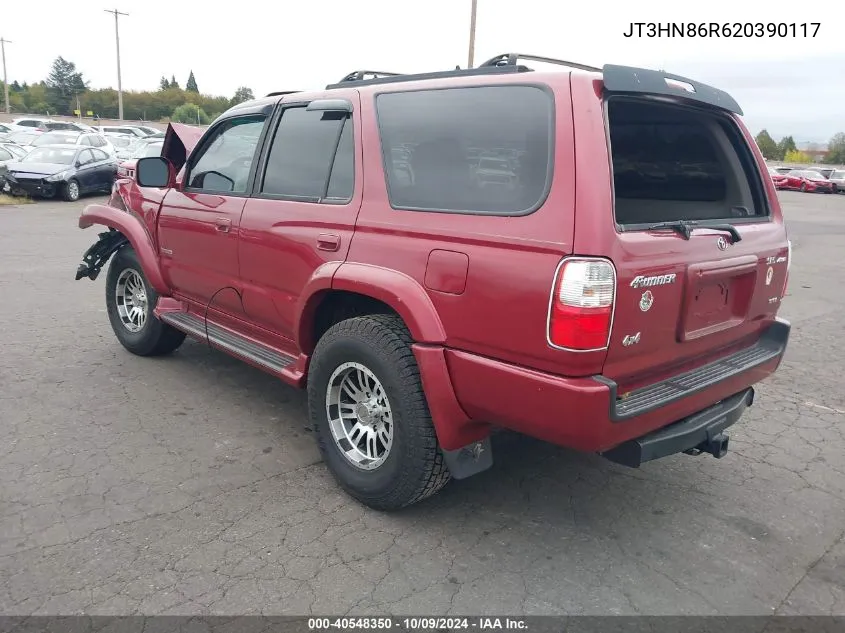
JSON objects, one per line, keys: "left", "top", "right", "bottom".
{"left": 2, "top": 0, "right": 843, "bottom": 143}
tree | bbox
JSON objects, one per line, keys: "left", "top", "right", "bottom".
{"left": 778, "top": 136, "right": 797, "bottom": 158}
{"left": 186, "top": 71, "right": 199, "bottom": 93}
{"left": 170, "top": 75, "right": 180, "bottom": 89}
{"left": 11, "top": 80, "right": 22, "bottom": 92}
{"left": 231, "top": 86, "right": 255, "bottom": 105}
{"left": 171, "top": 103, "right": 209, "bottom": 124}
{"left": 824, "top": 132, "right": 845, "bottom": 164}
{"left": 755, "top": 130, "right": 779, "bottom": 160}
{"left": 783, "top": 150, "right": 813, "bottom": 164}
{"left": 159, "top": 76, "right": 170, "bottom": 91}
{"left": 45, "top": 56, "right": 88, "bottom": 115}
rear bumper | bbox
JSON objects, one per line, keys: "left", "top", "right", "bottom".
{"left": 440, "top": 318, "right": 790, "bottom": 455}
{"left": 601, "top": 388, "right": 753, "bottom": 467}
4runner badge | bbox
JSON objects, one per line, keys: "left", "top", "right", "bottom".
{"left": 622, "top": 332, "right": 641, "bottom": 347}
{"left": 639, "top": 291, "right": 654, "bottom": 312}
{"left": 630, "top": 273, "right": 677, "bottom": 289}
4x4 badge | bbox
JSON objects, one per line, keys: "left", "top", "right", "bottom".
{"left": 639, "top": 290, "right": 654, "bottom": 312}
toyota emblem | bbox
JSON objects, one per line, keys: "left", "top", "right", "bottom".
{"left": 717, "top": 236, "right": 728, "bottom": 251}
{"left": 639, "top": 290, "right": 654, "bottom": 312}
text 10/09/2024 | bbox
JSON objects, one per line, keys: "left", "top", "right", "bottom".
{"left": 624, "top": 22, "right": 821, "bottom": 38}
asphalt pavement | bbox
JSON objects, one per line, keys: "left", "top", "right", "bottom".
{"left": 0, "top": 191, "right": 843, "bottom": 616}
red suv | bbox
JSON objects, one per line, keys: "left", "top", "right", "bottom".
{"left": 75, "top": 54, "right": 791, "bottom": 510}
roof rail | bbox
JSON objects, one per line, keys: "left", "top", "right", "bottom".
{"left": 336, "top": 70, "right": 404, "bottom": 84}
{"left": 479, "top": 53, "right": 601, "bottom": 73}
{"left": 324, "top": 65, "right": 530, "bottom": 90}
{"left": 265, "top": 90, "right": 301, "bottom": 97}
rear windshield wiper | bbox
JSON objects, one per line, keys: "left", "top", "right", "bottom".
{"left": 646, "top": 220, "right": 742, "bottom": 243}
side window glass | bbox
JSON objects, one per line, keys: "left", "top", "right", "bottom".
{"left": 187, "top": 115, "right": 266, "bottom": 193}
{"left": 81, "top": 136, "right": 94, "bottom": 146}
{"left": 0, "top": 148, "right": 12, "bottom": 161}
{"left": 261, "top": 106, "right": 351, "bottom": 200}
{"left": 91, "top": 148, "right": 108, "bottom": 161}
{"left": 376, "top": 86, "right": 553, "bottom": 215}
{"left": 326, "top": 120, "right": 354, "bottom": 200}
{"left": 77, "top": 149, "right": 94, "bottom": 166}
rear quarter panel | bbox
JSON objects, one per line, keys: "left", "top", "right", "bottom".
{"left": 348, "top": 74, "right": 591, "bottom": 375}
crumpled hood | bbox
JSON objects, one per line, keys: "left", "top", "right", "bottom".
{"left": 5, "top": 161, "right": 69, "bottom": 177}
{"left": 161, "top": 123, "right": 204, "bottom": 172}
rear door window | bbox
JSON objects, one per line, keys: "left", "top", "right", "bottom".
{"left": 376, "top": 85, "right": 553, "bottom": 215}
{"left": 260, "top": 105, "right": 353, "bottom": 202}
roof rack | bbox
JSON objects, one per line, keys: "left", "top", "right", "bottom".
{"left": 324, "top": 64, "right": 530, "bottom": 90}
{"left": 337, "top": 70, "right": 404, "bottom": 84}
{"left": 479, "top": 53, "right": 601, "bottom": 73}
{"left": 265, "top": 90, "right": 301, "bottom": 97}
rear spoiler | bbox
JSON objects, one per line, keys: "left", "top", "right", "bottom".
{"left": 602, "top": 64, "right": 743, "bottom": 116}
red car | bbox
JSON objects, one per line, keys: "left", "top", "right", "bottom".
{"left": 768, "top": 166, "right": 788, "bottom": 189}
{"left": 780, "top": 169, "right": 834, "bottom": 193}
{"left": 74, "top": 54, "right": 790, "bottom": 510}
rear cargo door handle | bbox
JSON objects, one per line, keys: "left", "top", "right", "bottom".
{"left": 215, "top": 218, "right": 232, "bottom": 233}
{"left": 317, "top": 233, "right": 340, "bottom": 252}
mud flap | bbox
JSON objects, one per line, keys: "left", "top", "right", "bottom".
{"left": 441, "top": 437, "right": 493, "bottom": 480}
{"left": 75, "top": 229, "right": 129, "bottom": 281}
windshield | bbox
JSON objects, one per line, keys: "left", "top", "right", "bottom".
{"left": 33, "top": 133, "right": 78, "bottom": 146}
{"left": 131, "top": 141, "right": 163, "bottom": 158}
{"left": 110, "top": 136, "right": 133, "bottom": 148}
{"left": 23, "top": 147, "right": 78, "bottom": 165}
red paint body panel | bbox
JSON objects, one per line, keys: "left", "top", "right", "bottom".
{"left": 78, "top": 66, "right": 790, "bottom": 461}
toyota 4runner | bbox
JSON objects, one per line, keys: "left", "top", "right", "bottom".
{"left": 75, "top": 53, "right": 791, "bottom": 510}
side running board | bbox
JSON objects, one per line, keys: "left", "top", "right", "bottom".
{"left": 159, "top": 312, "right": 296, "bottom": 374}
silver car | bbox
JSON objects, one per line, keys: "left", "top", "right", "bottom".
{"left": 828, "top": 170, "right": 845, "bottom": 193}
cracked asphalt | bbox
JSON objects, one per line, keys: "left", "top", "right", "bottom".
{"left": 0, "top": 191, "right": 844, "bottom": 617}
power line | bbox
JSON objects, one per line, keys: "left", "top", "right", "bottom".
{"left": 1, "top": 37, "right": 12, "bottom": 114}
{"left": 104, "top": 9, "right": 128, "bottom": 120}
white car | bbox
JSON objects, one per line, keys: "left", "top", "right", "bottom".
{"left": 94, "top": 125, "right": 149, "bottom": 138}
{"left": 104, "top": 134, "right": 140, "bottom": 159}
{"left": 829, "top": 170, "right": 845, "bottom": 194}
{"left": 9, "top": 117, "right": 52, "bottom": 132}
{"left": 27, "top": 131, "right": 117, "bottom": 157}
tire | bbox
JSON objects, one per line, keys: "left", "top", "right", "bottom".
{"left": 800, "top": 183, "right": 807, "bottom": 192}
{"left": 105, "top": 246, "right": 186, "bottom": 356}
{"left": 307, "top": 314, "right": 451, "bottom": 510}
{"left": 62, "top": 179, "right": 81, "bottom": 202}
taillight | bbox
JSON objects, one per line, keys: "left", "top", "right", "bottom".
{"left": 548, "top": 258, "right": 616, "bottom": 351}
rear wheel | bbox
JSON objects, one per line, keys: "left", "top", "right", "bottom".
{"left": 105, "top": 246, "right": 186, "bottom": 356}
{"left": 62, "top": 179, "right": 80, "bottom": 202}
{"left": 800, "top": 182, "right": 807, "bottom": 192}
{"left": 307, "top": 314, "right": 451, "bottom": 510}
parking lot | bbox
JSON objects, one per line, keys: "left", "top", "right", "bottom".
{"left": 1, "top": 191, "right": 844, "bottom": 616}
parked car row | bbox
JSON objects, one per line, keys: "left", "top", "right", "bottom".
{"left": 0, "top": 121, "right": 187, "bottom": 202}
{"left": 768, "top": 165, "right": 843, "bottom": 193}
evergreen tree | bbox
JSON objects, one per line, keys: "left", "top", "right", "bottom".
{"left": 186, "top": 71, "right": 199, "bottom": 93}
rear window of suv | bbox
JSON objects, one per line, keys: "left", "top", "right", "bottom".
{"left": 607, "top": 98, "right": 768, "bottom": 227}
{"left": 376, "top": 85, "right": 553, "bottom": 215}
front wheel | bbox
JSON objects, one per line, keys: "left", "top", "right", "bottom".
{"left": 800, "top": 182, "right": 807, "bottom": 192}
{"left": 62, "top": 179, "right": 80, "bottom": 202}
{"left": 105, "top": 246, "right": 186, "bottom": 356}
{"left": 307, "top": 314, "right": 451, "bottom": 510}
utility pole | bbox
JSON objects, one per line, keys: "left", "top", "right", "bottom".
{"left": 1, "top": 37, "right": 12, "bottom": 114}
{"left": 104, "top": 9, "right": 128, "bottom": 120}
{"left": 467, "top": 0, "right": 478, "bottom": 69}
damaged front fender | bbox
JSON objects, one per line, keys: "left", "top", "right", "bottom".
{"left": 75, "top": 229, "right": 129, "bottom": 281}
{"left": 76, "top": 203, "right": 170, "bottom": 295}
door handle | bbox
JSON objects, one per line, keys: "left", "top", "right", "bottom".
{"left": 215, "top": 218, "right": 232, "bottom": 233}
{"left": 317, "top": 233, "right": 340, "bottom": 252}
